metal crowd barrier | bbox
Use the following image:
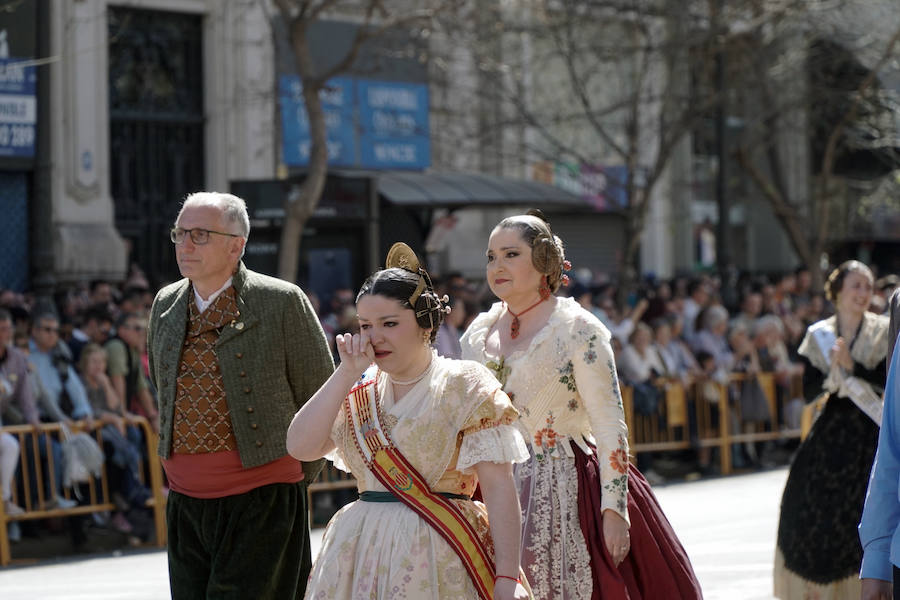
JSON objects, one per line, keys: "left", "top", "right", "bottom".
{"left": 623, "top": 372, "right": 804, "bottom": 475}
{"left": 0, "top": 417, "right": 167, "bottom": 566}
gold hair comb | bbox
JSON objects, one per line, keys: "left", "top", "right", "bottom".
{"left": 385, "top": 242, "right": 426, "bottom": 307}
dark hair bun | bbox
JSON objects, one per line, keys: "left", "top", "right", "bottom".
{"left": 526, "top": 208, "right": 549, "bottom": 223}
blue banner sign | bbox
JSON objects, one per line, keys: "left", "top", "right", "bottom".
{"left": 0, "top": 58, "right": 37, "bottom": 158}
{"left": 279, "top": 75, "right": 429, "bottom": 170}
{"left": 357, "top": 79, "right": 429, "bottom": 169}
{"left": 279, "top": 75, "right": 356, "bottom": 167}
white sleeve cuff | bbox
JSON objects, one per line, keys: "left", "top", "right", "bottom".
{"left": 324, "top": 444, "right": 352, "bottom": 474}
{"left": 456, "top": 424, "right": 530, "bottom": 473}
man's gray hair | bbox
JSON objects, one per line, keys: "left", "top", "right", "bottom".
{"left": 179, "top": 192, "right": 250, "bottom": 239}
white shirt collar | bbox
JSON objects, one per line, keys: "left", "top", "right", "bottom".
{"left": 193, "top": 277, "right": 233, "bottom": 313}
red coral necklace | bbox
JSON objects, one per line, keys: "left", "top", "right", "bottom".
{"left": 506, "top": 296, "right": 547, "bottom": 339}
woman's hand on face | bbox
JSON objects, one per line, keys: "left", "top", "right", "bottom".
{"left": 493, "top": 578, "right": 530, "bottom": 600}
{"left": 335, "top": 332, "right": 375, "bottom": 373}
{"left": 603, "top": 509, "right": 631, "bottom": 566}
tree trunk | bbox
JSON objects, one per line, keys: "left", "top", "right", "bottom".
{"left": 277, "top": 19, "right": 330, "bottom": 283}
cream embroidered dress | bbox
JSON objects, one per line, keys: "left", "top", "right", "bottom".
{"left": 304, "top": 355, "right": 529, "bottom": 600}
{"left": 461, "top": 298, "right": 631, "bottom": 599}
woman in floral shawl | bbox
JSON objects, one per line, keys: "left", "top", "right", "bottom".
{"left": 461, "top": 210, "right": 702, "bottom": 599}
{"left": 774, "top": 260, "right": 889, "bottom": 599}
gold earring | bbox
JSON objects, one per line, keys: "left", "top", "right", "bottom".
{"left": 423, "top": 331, "right": 431, "bottom": 346}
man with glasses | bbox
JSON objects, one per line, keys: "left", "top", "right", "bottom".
{"left": 29, "top": 313, "right": 93, "bottom": 425}
{"left": 24, "top": 312, "right": 91, "bottom": 512}
{"left": 148, "top": 192, "right": 333, "bottom": 599}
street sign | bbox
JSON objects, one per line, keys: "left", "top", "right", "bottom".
{"left": 279, "top": 75, "right": 430, "bottom": 171}
{"left": 0, "top": 59, "right": 36, "bottom": 158}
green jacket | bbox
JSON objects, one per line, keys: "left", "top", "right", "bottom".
{"left": 147, "top": 262, "right": 334, "bottom": 480}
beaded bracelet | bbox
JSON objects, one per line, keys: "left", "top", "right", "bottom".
{"left": 495, "top": 574, "right": 521, "bottom": 584}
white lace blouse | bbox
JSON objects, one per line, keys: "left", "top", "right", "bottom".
{"left": 461, "top": 297, "right": 630, "bottom": 521}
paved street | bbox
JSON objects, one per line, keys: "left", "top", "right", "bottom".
{"left": 0, "top": 467, "right": 790, "bottom": 599}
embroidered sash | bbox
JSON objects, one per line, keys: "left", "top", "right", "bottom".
{"left": 345, "top": 367, "right": 495, "bottom": 600}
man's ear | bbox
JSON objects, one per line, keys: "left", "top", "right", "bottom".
{"left": 232, "top": 237, "right": 246, "bottom": 259}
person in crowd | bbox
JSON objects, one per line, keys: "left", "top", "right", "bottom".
{"left": 89, "top": 280, "right": 117, "bottom": 315}
{"left": 727, "top": 322, "right": 771, "bottom": 466}
{"left": 597, "top": 294, "right": 649, "bottom": 346}
{"left": 29, "top": 312, "right": 93, "bottom": 425}
{"left": 4, "top": 320, "right": 78, "bottom": 512}
{"left": 0, "top": 373, "right": 23, "bottom": 518}
{"left": 772, "top": 272, "right": 796, "bottom": 317}
{"left": 460, "top": 210, "right": 702, "bottom": 599}
{"left": 730, "top": 288, "right": 763, "bottom": 332}
{"left": 692, "top": 305, "right": 734, "bottom": 373}
{"left": 288, "top": 243, "right": 531, "bottom": 599}
{"left": 653, "top": 315, "right": 700, "bottom": 384}
{"left": 433, "top": 294, "right": 466, "bottom": 359}
{"left": 105, "top": 312, "right": 158, "bottom": 434}
{"left": 641, "top": 279, "right": 672, "bottom": 324}
{"left": 68, "top": 304, "right": 114, "bottom": 365}
{"left": 147, "top": 192, "right": 333, "bottom": 599}
{"left": 620, "top": 322, "right": 664, "bottom": 415}
{"left": 791, "top": 266, "right": 813, "bottom": 309}
{"left": 753, "top": 315, "right": 804, "bottom": 431}
{"left": 875, "top": 274, "right": 899, "bottom": 314}
{"left": 319, "top": 288, "right": 355, "bottom": 340}
{"left": 569, "top": 281, "right": 605, "bottom": 323}
{"left": 870, "top": 294, "right": 888, "bottom": 316}
{"left": 0, "top": 309, "right": 39, "bottom": 433}
{"left": 78, "top": 343, "right": 149, "bottom": 535}
{"left": 858, "top": 284, "right": 900, "bottom": 600}
{"left": 117, "top": 287, "right": 148, "bottom": 317}
{"left": 681, "top": 278, "right": 711, "bottom": 345}
{"left": 774, "top": 260, "right": 889, "bottom": 599}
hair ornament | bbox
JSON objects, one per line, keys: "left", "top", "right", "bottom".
{"left": 385, "top": 242, "right": 427, "bottom": 306}
{"left": 563, "top": 260, "right": 572, "bottom": 271}
{"left": 562, "top": 274, "right": 570, "bottom": 286}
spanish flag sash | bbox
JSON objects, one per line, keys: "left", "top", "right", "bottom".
{"left": 345, "top": 367, "right": 496, "bottom": 599}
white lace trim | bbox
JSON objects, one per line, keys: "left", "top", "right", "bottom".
{"left": 325, "top": 446, "right": 352, "bottom": 474}
{"left": 456, "top": 424, "right": 530, "bottom": 473}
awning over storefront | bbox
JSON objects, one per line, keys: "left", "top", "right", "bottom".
{"left": 376, "top": 171, "right": 590, "bottom": 209}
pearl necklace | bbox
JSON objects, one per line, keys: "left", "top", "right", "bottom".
{"left": 387, "top": 354, "right": 435, "bottom": 386}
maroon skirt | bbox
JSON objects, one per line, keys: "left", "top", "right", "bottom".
{"left": 575, "top": 446, "right": 703, "bottom": 599}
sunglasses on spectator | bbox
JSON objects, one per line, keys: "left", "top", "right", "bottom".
{"left": 170, "top": 227, "right": 241, "bottom": 245}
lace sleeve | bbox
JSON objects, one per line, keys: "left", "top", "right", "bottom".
{"left": 456, "top": 424, "right": 530, "bottom": 473}
{"left": 572, "top": 315, "right": 631, "bottom": 524}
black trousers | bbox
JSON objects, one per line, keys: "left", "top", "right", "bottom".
{"left": 894, "top": 565, "right": 900, "bottom": 600}
{"left": 166, "top": 482, "right": 311, "bottom": 600}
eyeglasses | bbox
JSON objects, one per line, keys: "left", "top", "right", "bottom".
{"left": 122, "top": 324, "right": 146, "bottom": 332}
{"left": 170, "top": 227, "right": 241, "bottom": 245}
{"left": 37, "top": 326, "right": 59, "bottom": 334}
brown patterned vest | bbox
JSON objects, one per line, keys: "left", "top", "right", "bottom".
{"left": 171, "top": 286, "right": 241, "bottom": 454}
